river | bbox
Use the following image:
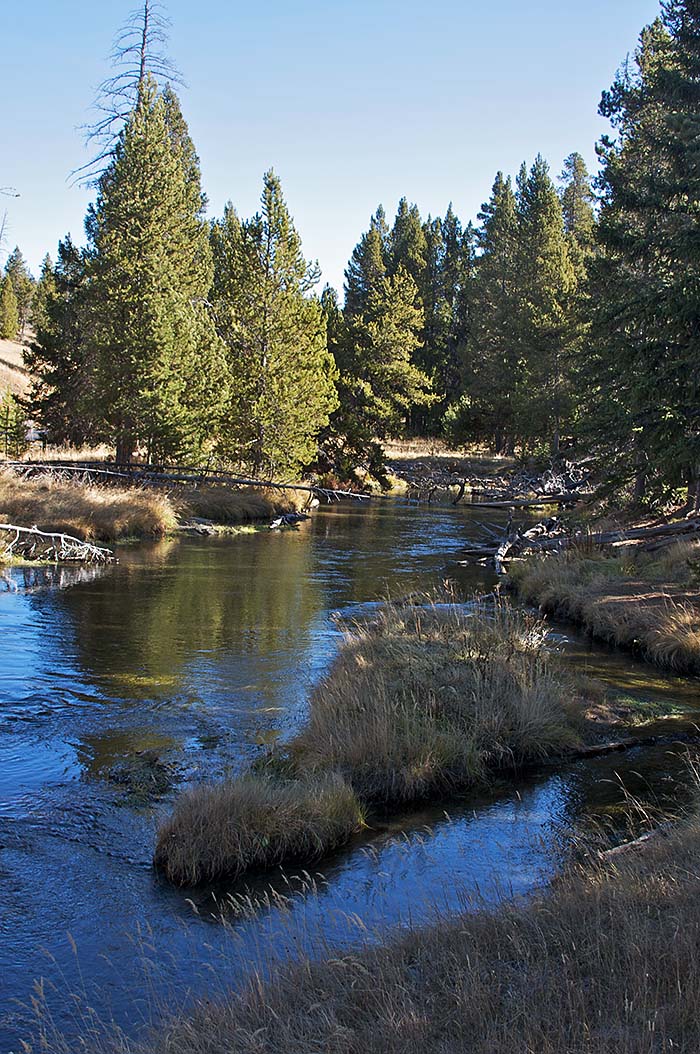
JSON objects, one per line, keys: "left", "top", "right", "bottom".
{"left": 1, "top": 500, "right": 698, "bottom": 1049}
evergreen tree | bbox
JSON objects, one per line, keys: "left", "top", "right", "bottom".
{"left": 3, "top": 247, "right": 33, "bottom": 337}
{"left": 344, "top": 209, "right": 389, "bottom": 319}
{"left": 24, "top": 239, "right": 96, "bottom": 446}
{"left": 86, "top": 77, "right": 227, "bottom": 463}
{"left": 0, "top": 388, "right": 26, "bottom": 459}
{"left": 515, "top": 155, "right": 578, "bottom": 455}
{"left": 449, "top": 172, "right": 521, "bottom": 452}
{"left": 211, "top": 171, "right": 338, "bottom": 478}
{"left": 559, "top": 152, "right": 596, "bottom": 248}
{"left": 591, "top": 6, "right": 700, "bottom": 504}
{"left": 0, "top": 275, "right": 19, "bottom": 340}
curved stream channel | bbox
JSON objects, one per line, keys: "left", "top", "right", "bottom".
{"left": 1, "top": 500, "right": 699, "bottom": 1047}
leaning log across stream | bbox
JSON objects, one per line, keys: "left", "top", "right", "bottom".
{"left": 0, "top": 523, "right": 115, "bottom": 563}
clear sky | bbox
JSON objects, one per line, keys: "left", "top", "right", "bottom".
{"left": 2, "top": 0, "right": 661, "bottom": 295}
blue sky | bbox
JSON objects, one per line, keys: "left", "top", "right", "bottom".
{"left": 2, "top": 0, "right": 661, "bottom": 294}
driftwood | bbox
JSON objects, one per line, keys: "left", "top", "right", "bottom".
{"left": 467, "top": 493, "right": 582, "bottom": 510}
{"left": 600, "top": 823, "right": 673, "bottom": 860}
{"left": 0, "top": 523, "right": 115, "bottom": 563}
{"left": 461, "top": 513, "right": 700, "bottom": 573}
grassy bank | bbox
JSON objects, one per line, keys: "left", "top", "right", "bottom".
{"left": 0, "top": 472, "right": 304, "bottom": 543}
{"left": 40, "top": 809, "right": 700, "bottom": 1053}
{"left": 510, "top": 540, "right": 700, "bottom": 672}
{"left": 155, "top": 597, "right": 588, "bottom": 885}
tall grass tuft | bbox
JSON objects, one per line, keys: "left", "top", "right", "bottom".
{"left": 291, "top": 597, "right": 582, "bottom": 804}
{"left": 0, "top": 470, "right": 177, "bottom": 541}
{"left": 154, "top": 774, "right": 364, "bottom": 886}
{"left": 155, "top": 595, "right": 585, "bottom": 886}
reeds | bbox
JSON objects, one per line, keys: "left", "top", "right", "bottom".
{"left": 155, "top": 596, "right": 584, "bottom": 885}
{"left": 143, "top": 815, "right": 700, "bottom": 1054}
{"left": 0, "top": 472, "right": 305, "bottom": 542}
{"left": 154, "top": 774, "right": 364, "bottom": 886}
{"left": 0, "top": 471, "right": 177, "bottom": 541}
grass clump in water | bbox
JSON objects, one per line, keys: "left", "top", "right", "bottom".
{"left": 291, "top": 596, "right": 582, "bottom": 804}
{"left": 154, "top": 773, "right": 364, "bottom": 886}
{"left": 144, "top": 814, "right": 700, "bottom": 1054}
{"left": 155, "top": 595, "right": 584, "bottom": 885}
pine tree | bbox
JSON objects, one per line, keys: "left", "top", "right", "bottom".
{"left": 0, "top": 275, "right": 19, "bottom": 340}
{"left": 559, "top": 153, "right": 596, "bottom": 248}
{"left": 24, "top": 239, "right": 96, "bottom": 446}
{"left": 591, "top": 6, "right": 700, "bottom": 504}
{"left": 3, "top": 247, "right": 33, "bottom": 337}
{"left": 451, "top": 172, "right": 521, "bottom": 452}
{"left": 344, "top": 209, "right": 389, "bottom": 319}
{"left": 515, "top": 155, "right": 578, "bottom": 455}
{"left": 86, "top": 77, "right": 227, "bottom": 463}
{"left": 211, "top": 171, "right": 339, "bottom": 478}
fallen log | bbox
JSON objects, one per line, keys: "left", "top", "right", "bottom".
{"left": 600, "top": 822, "right": 673, "bottom": 859}
{"left": 467, "top": 493, "right": 583, "bottom": 509}
{"left": 0, "top": 524, "right": 115, "bottom": 564}
{"left": 526, "top": 517, "right": 700, "bottom": 553}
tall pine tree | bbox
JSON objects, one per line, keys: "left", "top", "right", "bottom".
{"left": 86, "top": 77, "right": 227, "bottom": 463}
{"left": 211, "top": 171, "right": 338, "bottom": 478}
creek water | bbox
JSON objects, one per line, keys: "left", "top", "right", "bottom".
{"left": 1, "top": 500, "right": 699, "bottom": 1049}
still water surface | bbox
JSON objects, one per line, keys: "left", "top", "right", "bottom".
{"left": 1, "top": 500, "right": 698, "bottom": 1047}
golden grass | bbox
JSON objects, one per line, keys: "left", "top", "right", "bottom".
{"left": 175, "top": 485, "right": 303, "bottom": 524}
{"left": 154, "top": 597, "right": 585, "bottom": 886}
{"left": 0, "top": 471, "right": 177, "bottom": 541}
{"left": 290, "top": 597, "right": 583, "bottom": 804}
{"left": 38, "top": 804, "right": 700, "bottom": 1053}
{"left": 154, "top": 774, "right": 364, "bottom": 886}
{"left": 0, "top": 473, "right": 306, "bottom": 543}
{"left": 510, "top": 543, "right": 700, "bottom": 672}
{"left": 147, "top": 815, "right": 700, "bottom": 1054}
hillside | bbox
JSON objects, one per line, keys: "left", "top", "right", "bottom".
{"left": 0, "top": 337, "right": 31, "bottom": 397}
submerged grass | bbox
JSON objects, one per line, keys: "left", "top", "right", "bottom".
{"left": 510, "top": 541, "right": 700, "bottom": 673}
{"left": 155, "top": 596, "right": 586, "bottom": 885}
{"left": 150, "top": 814, "right": 700, "bottom": 1054}
{"left": 35, "top": 803, "right": 700, "bottom": 1054}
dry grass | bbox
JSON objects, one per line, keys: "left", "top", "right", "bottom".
{"left": 154, "top": 774, "right": 364, "bottom": 886}
{"left": 510, "top": 543, "right": 700, "bottom": 672}
{"left": 144, "top": 815, "right": 700, "bottom": 1054}
{"left": 0, "top": 470, "right": 177, "bottom": 541}
{"left": 154, "top": 597, "right": 585, "bottom": 886}
{"left": 176, "top": 485, "right": 304, "bottom": 524}
{"left": 290, "top": 597, "right": 583, "bottom": 804}
{"left": 37, "top": 807, "right": 700, "bottom": 1054}
{"left": 0, "top": 473, "right": 306, "bottom": 542}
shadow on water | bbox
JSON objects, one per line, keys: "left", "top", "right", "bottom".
{"left": 1, "top": 499, "right": 699, "bottom": 1046}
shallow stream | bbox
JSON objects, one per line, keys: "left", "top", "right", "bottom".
{"left": 1, "top": 500, "right": 698, "bottom": 1048}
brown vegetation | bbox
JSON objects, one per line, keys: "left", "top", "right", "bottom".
{"left": 154, "top": 774, "right": 364, "bottom": 886}
{"left": 290, "top": 597, "right": 583, "bottom": 803}
{"left": 510, "top": 540, "right": 700, "bottom": 672}
{"left": 39, "top": 808, "right": 700, "bottom": 1053}
{"left": 154, "top": 598, "right": 586, "bottom": 886}
{"left": 0, "top": 471, "right": 177, "bottom": 541}
{"left": 146, "top": 816, "right": 700, "bottom": 1054}
{"left": 0, "top": 472, "right": 304, "bottom": 542}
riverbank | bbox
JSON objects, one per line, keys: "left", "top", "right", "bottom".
{"left": 155, "top": 595, "right": 592, "bottom": 885}
{"left": 0, "top": 471, "right": 305, "bottom": 544}
{"left": 45, "top": 806, "right": 700, "bottom": 1054}
{"left": 510, "top": 539, "right": 700, "bottom": 673}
